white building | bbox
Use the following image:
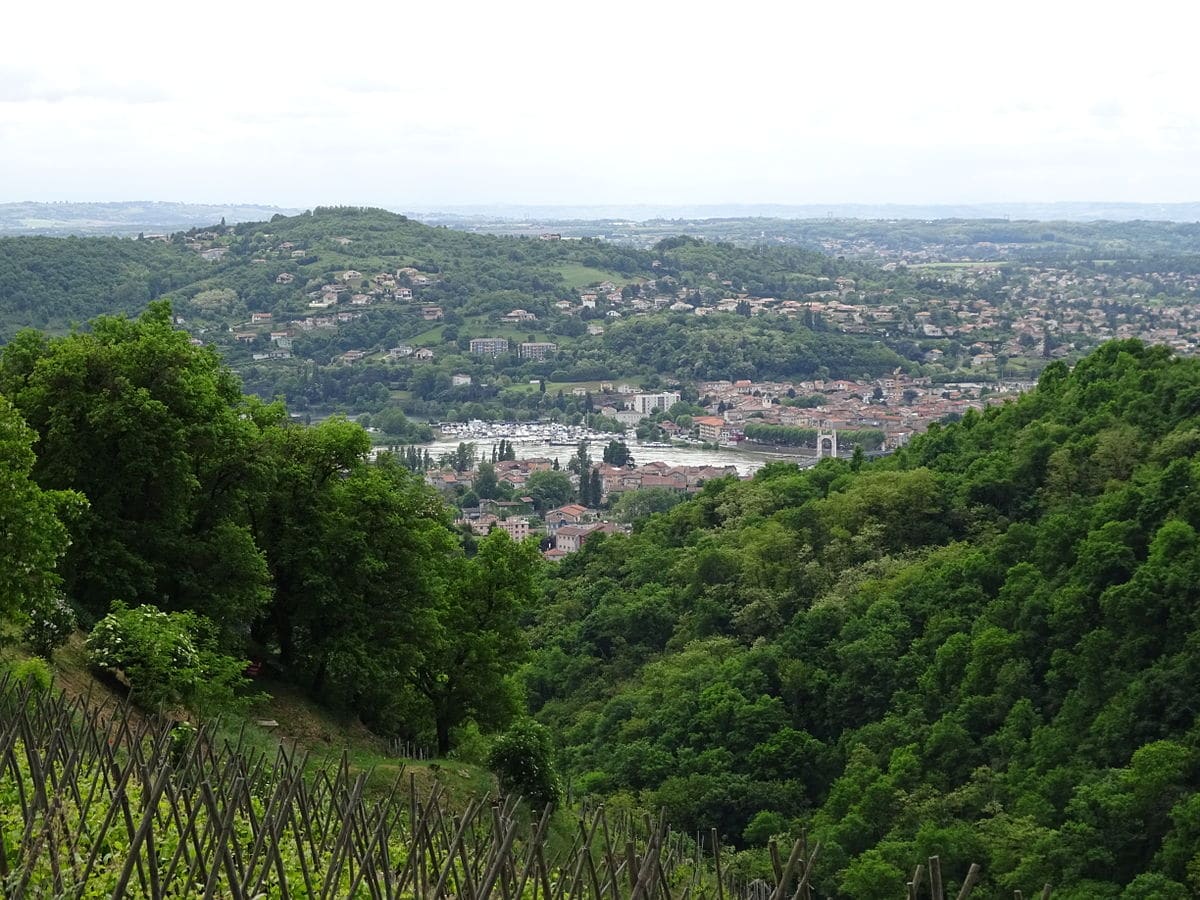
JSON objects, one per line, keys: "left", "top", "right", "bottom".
{"left": 631, "top": 392, "right": 682, "bottom": 415}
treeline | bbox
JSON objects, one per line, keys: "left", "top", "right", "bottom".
{"left": 0, "top": 236, "right": 209, "bottom": 334}
{"left": 742, "top": 422, "right": 886, "bottom": 450}
{"left": 0, "top": 302, "right": 540, "bottom": 752}
{"left": 524, "top": 340, "right": 1200, "bottom": 898}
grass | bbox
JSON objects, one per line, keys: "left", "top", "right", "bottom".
{"left": 31, "top": 631, "right": 495, "bottom": 808}
{"left": 555, "top": 263, "right": 636, "bottom": 290}
{"left": 407, "top": 323, "right": 447, "bottom": 343}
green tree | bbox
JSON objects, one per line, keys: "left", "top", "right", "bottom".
{"left": 488, "top": 718, "right": 561, "bottom": 809}
{"left": 526, "top": 470, "right": 573, "bottom": 511}
{"left": 0, "top": 395, "right": 83, "bottom": 625}
{"left": 588, "top": 469, "right": 604, "bottom": 507}
{"left": 0, "top": 303, "right": 268, "bottom": 635}
{"left": 612, "top": 487, "right": 685, "bottom": 522}
{"left": 602, "top": 439, "right": 633, "bottom": 467}
{"left": 408, "top": 530, "right": 541, "bottom": 754}
{"left": 474, "top": 462, "right": 500, "bottom": 500}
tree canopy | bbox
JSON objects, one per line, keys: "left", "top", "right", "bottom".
{"left": 524, "top": 340, "right": 1200, "bottom": 897}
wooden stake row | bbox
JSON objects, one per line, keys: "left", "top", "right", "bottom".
{"left": 0, "top": 675, "right": 1049, "bottom": 898}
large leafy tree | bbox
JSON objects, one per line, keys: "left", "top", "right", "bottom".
{"left": 0, "top": 395, "right": 83, "bottom": 622}
{"left": 525, "top": 469, "right": 573, "bottom": 511}
{"left": 250, "top": 429, "right": 457, "bottom": 723}
{"left": 408, "top": 529, "right": 541, "bottom": 754}
{"left": 0, "top": 301, "right": 271, "bottom": 634}
{"left": 247, "top": 415, "right": 373, "bottom": 669}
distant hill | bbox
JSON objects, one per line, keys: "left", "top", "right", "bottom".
{"left": 411, "top": 201, "right": 1200, "bottom": 223}
{"left": 5, "top": 201, "right": 1198, "bottom": 238}
{"left": 0, "top": 201, "right": 301, "bottom": 236}
{"left": 0, "top": 207, "right": 907, "bottom": 406}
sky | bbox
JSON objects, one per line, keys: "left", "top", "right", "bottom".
{"left": 3, "top": 0, "right": 1199, "bottom": 208}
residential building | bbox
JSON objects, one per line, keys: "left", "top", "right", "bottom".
{"left": 496, "top": 517, "right": 532, "bottom": 541}
{"left": 519, "top": 341, "right": 558, "bottom": 360}
{"left": 555, "top": 522, "right": 619, "bottom": 553}
{"left": 545, "top": 503, "right": 593, "bottom": 535}
{"left": 469, "top": 338, "right": 510, "bottom": 357}
{"left": 501, "top": 308, "right": 537, "bottom": 324}
{"left": 694, "top": 415, "right": 729, "bottom": 442}
{"left": 632, "top": 391, "right": 682, "bottom": 415}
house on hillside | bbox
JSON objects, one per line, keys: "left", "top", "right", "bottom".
{"left": 501, "top": 309, "right": 537, "bottom": 324}
{"left": 554, "top": 522, "right": 618, "bottom": 554}
{"left": 545, "top": 504, "right": 594, "bottom": 535}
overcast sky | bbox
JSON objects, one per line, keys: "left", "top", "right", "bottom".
{"left": 3, "top": 1, "right": 1198, "bottom": 207}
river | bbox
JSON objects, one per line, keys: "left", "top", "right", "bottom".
{"left": 395, "top": 434, "right": 823, "bottom": 476}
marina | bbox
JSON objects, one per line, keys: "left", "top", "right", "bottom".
{"left": 391, "top": 420, "right": 826, "bottom": 476}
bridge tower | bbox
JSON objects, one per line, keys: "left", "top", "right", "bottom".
{"left": 817, "top": 430, "right": 838, "bottom": 459}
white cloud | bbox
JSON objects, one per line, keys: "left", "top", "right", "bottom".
{"left": 3, "top": 0, "right": 1199, "bottom": 205}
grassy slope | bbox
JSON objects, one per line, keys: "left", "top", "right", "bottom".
{"left": 36, "top": 634, "right": 494, "bottom": 806}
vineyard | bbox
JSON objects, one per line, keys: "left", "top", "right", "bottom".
{"left": 0, "top": 676, "right": 1044, "bottom": 898}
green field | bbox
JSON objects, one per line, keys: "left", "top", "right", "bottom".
{"left": 408, "top": 323, "right": 447, "bottom": 343}
{"left": 555, "top": 263, "right": 637, "bottom": 290}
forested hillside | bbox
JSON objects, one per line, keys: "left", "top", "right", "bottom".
{"left": 0, "top": 209, "right": 910, "bottom": 418}
{"left": 5, "top": 221, "right": 1200, "bottom": 896}
{"left": 525, "top": 340, "right": 1200, "bottom": 898}
{"left": 0, "top": 236, "right": 209, "bottom": 332}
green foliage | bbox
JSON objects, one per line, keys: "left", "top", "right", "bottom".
{"left": 0, "top": 394, "right": 82, "bottom": 626}
{"left": 612, "top": 487, "right": 687, "bottom": 523}
{"left": 449, "top": 720, "right": 493, "bottom": 766}
{"left": 602, "top": 439, "right": 633, "bottom": 466}
{"left": 86, "top": 602, "right": 254, "bottom": 714}
{"left": 408, "top": 529, "right": 541, "bottom": 753}
{"left": 6, "top": 656, "right": 52, "bottom": 693}
{"left": 742, "top": 810, "right": 789, "bottom": 846}
{"left": 526, "top": 469, "right": 574, "bottom": 511}
{"left": 524, "top": 340, "right": 1200, "bottom": 895}
{"left": 371, "top": 406, "right": 434, "bottom": 442}
{"left": 0, "top": 235, "right": 209, "bottom": 335}
{"left": 487, "top": 718, "right": 561, "bottom": 809}
{"left": 21, "top": 591, "right": 75, "bottom": 658}
{"left": 0, "top": 302, "right": 271, "bottom": 633}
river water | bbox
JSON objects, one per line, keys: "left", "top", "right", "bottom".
{"left": 403, "top": 435, "right": 820, "bottom": 476}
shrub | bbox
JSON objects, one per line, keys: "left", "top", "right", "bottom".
{"left": 742, "top": 810, "right": 789, "bottom": 847}
{"left": 449, "top": 720, "right": 492, "bottom": 766}
{"left": 487, "top": 719, "right": 560, "bottom": 809}
{"left": 23, "top": 591, "right": 76, "bottom": 658}
{"left": 86, "top": 602, "right": 256, "bottom": 715}
{"left": 7, "top": 656, "right": 53, "bottom": 693}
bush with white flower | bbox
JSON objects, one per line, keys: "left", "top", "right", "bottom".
{"left": 23, "top": 591, "right": 76, "bottom": 658}
{"left": 487, "top": 718, "right": 561, "bottom": 809}
{"left": 86, "top": 602, "right": 252, "bottom": 715}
